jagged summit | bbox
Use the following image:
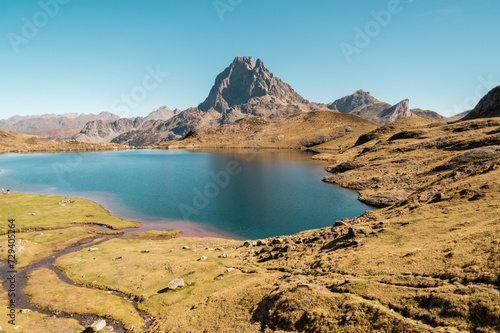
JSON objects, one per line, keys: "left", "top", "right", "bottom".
{"left": 326, "top": 91, "right": 430, "bottom": 125}
{"left": 199, "top": 56, "right": 308, "bottom": 113}
{"left": 379, "top": 99, "right": 413, "bottom": 124}
{"left": 463, "top": 86, "right": 500, "bottom": 120}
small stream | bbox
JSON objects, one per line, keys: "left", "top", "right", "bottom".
{"left": 1, "top": 226, "right": 159, "bottom": 332}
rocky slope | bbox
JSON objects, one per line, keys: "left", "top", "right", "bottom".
{"left": 71, "top": 107, "right": 179, "bottom": 144}
{"left": 109, "top": 56, "right": 323, "bottom": 146}
{"left": 72, "top": 117, "right": 145, "bottom": 143}
{"left": 327, "top": 90, "right": 446, "bottom": 125}
{"left": 463, "top": 85, "right": 500, "bottom": 120}
{"left": 159, "top": 110, "right": 379, "bottom": 150}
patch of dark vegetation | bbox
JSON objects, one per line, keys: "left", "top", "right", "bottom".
{"left": 326, "top": 161, "right": 365, "bottom": 173}
{"left": 388, "top": 130, "right": 424, "bottom": 141}
{"left": 299, "top": 133, "right": 345, "bottom": 148}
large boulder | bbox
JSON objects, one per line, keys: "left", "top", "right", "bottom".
{"left": 361, "top": 190, "right": 413, "bottom": 208}
{"left": 167, "top": 278, "right": 185, "bottom": 290}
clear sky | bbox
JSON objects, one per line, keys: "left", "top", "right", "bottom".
{"left": 1, "top": 0, "right": 499, "bottom": 119}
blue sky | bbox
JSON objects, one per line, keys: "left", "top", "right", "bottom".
{"left": 1, "top": 0, "right": 499, "bottom": 119}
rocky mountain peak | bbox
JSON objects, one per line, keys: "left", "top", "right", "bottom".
{"left": 328, "top": 89, "right": 380, "bottom": 113}
{"left": 463, "top": 86, "right": 500, "bottom": 120}
{"left": 232, "top": 56, "right": 255, "bottom": 70}
{"left": 145, "top": 106, "right": 179, "bottom": 121}
{"left": 379, "top": 99, "right": 413, "bottom": 124}
{"left": 198, "top": 56, "right": 307, "bottom": 113}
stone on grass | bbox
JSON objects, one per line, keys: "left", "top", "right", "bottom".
{"left": 167, "top": 278, "right": 185, "bottom": 290}
{"left": 347, "top": 226, "right": 366, "bottom": 238}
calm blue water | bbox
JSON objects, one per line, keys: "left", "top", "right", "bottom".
{"left": 0, "top": 150, "right": 370, "bottom": 239}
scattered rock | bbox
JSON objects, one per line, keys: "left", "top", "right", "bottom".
{"left": 256, "top": 240, "right": 266, "bottom": 246}
{"left": 327, "top": 161, "right": 364, "bottom": 173}
{"left": 433, "top": 146, "right": 500, "bottom": 171}
{"left": 167, "top": 278, "right": 185, "bottom": 290}
{"left": 333, "top": 221, "right": 349, "bottom": 227}
{"left": 89, "top": 319, "right": 106, "bottom": 332}
{"left": 351, "top": 238, "right": 366, "bottom": 246}
{"left": 361, "top": 190, "right": 413, "bottom": 208}
{"left": 347, "top": 226, "right": 366, "bottom": 238}
{"left": 469, "top": 193, "right": 486, "bottom": 201}
{"left": 259, "top": 246, "right": 272, "bottom": 254}
{"left": 182, "top": 246, "right": 190, "bottom": 250}
{"left": 372, "top": 222, "right": 386, "bottom": 229}
{"left": 296, "top": 282, "right": 311, "bottom": 289}
{"left": 431, "top": 193, "right": 448, "bottom": 202}
{"left": 199, "top": 256, "right": 207, "bottom": 261}
{"left": 306, "top": 236, "right": 322, "bottom": 243}
{"left": 219, "top": 253, "right": 228, "bottom": 258}
{"left": 280, "top": 244, "right": 294, "bottom": 253}
{"left": 19, "top": 309, "right": 31, "bottom": 314}
{"left": 272, "top": 238, "right": 284, "bottom": 245}
{"left": 216, "top": 267, "right": 236, "bottom": 279}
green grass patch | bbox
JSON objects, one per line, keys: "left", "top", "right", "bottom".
{"left": 25, "top": 268, "right": 144, "bottom": 332}
{"left": 0, "top": 193, "right": 140, "bottom": 233}
{"left": 0, "top": 227, "right": 101, "bottom": 269}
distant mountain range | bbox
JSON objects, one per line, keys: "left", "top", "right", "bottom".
{"left": 72, "top": 106, "right": 180, "bottom": 143}
{"left": 0, "top": 112, "right": 119, "bottom": 139}
{"left": 3, "top": 56, "right": 489, "bottom": 146}
{"left": 74, "top": 57, "right": 459, "bottom": 146}
{"left": 326, "top": 90, "right": 447, "bottom": 125}
{"left": 0, "top": 107, "right": 180, "bottom": 141}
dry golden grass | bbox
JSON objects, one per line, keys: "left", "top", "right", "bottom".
{"left": 158, "top": 110, "right": 379, "bottom": 150}
{"left": 54, "top": 117, "right": 500, "bottom": 332}
{"left": 2, "top": 116, "right": 499, "bottom": 332}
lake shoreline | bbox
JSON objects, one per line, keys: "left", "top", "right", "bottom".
{"left": 0, "top": 149, "right": 369, "bottom": 239}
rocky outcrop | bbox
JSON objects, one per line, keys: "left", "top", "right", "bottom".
{"left": 432, "top": 146, "right": 500, "bottom": 171}
{"left": 377, "top": 99, "right": 414, "bottom": 125}
{"left": 328, "top": 91, "right": 442, "bottom": 125}
{"left": 463, "top": 86, "right": 500, "bottom": 120}
{"left": 73, "top": 118, "right": 145, "bottom": 143}
{"left": 360, "top": 190, "right": 414, "bottom": 208}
